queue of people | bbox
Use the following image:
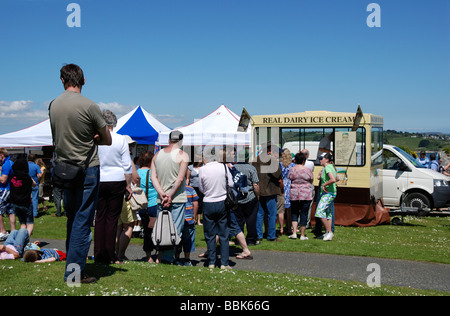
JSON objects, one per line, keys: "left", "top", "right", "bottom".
{"left": 0, "top": 64, "right": 339, "bottom": 285}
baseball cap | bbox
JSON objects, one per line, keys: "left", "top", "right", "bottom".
{"left": 124, "top": 135, "right": 137, "bottom": 145}
{"left": 169, "top": 130, "right": 183, "bottom": 142}
{"left": 319, "top": 153, "right": 332, "bottom": 160}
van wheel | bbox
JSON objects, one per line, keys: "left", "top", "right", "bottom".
{"left": 403, "top": 193, "right": 431, "bottom": 211}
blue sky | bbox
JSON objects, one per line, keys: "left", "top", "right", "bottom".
{"left": 0, "top": 0, "right": 449, "bottom": 135}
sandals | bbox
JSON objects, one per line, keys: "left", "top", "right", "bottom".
{"left": 236, "top": 253, "right": 253, "bottom": 260}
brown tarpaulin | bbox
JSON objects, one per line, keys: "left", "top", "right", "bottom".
{"left": 311, "top": 199, "right": 390, "bottom": 227}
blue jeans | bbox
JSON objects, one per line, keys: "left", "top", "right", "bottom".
{"left": 202, "top": 201, "right": 229, "bottom": 267}
{"left": 257, "top": 195, "right": 277, "bottom": 240}
{"left": 31, "top": 186, "right": 39, "bottom": 217}
{"left": 63, "top": 166, "right": 100, "bottom": 281}
{"left": 157, "top": 203, "right": 185, "bottom": 263}
{"left": 4, "top": 228, "right": 29, "bottom": 257}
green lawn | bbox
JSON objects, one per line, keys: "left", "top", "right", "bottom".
{"left": 0, "top": 259, "right": 447, "bottom": 296}
{"left": 1, "top": 204, "right": 449, "bottom": 296}
{"left": 23, "top": 205, "right": 450, "bottom": 264}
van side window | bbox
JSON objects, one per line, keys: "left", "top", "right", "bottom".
{"left": 383, "top": 150, "right": 402, "bottom": 170}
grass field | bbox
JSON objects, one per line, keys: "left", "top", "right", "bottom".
{"left": 1, "top": 204, "right": 449, "bottom": 296}
{"left": 24, "top": 206, "right": 450, "bottom": 264}
{"left": 1, "top": 259, "right": 447, "bottom": 296}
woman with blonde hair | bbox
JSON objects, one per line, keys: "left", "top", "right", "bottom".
{"left": 34, "top": 158, "right": 47, "bottom": 212}
{"left": 279, "top": 148, "right": 295, "bottom": 236}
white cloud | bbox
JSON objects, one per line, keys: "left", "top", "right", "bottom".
{"left": 97, "top": 102, "right": 135, "bottom": 117}
{"left": 0, "top": 100, "right": 34, "bottom": 112}
{"left": 0, "top": 100, "right": 48, "bottom": 120}
{"left": 153, "top": 113, "right": 186, "bottom": 126}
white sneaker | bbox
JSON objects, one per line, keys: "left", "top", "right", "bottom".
{"left": 323, "top": 232, "right": 334, "bottom": 241}
{"left": 0, "top": 232, "right": 9, "bottom": 241}
{"left": 288, "top": 233, "right": 297, "bottom": 239}
{"left": 300, "top": 236, "right": 309, "bottom": 240}
{"left": 220, "top": 265, "right": 232, "bottom": 270}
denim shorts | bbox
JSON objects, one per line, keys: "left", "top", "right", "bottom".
{"left": 0, "top": 190, "right": 14, "bottom": 216}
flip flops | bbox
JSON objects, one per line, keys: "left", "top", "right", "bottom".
{"left": 236, "top": 254, "right": 253, "bottom": 260}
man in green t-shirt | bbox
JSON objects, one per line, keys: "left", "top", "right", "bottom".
{"left": 49, "top": 64, "right": 111, "bottom": 284}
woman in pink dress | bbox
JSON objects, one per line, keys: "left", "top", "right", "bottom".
{"left": 288, "top": 152, "right": 314, "bottom": 240}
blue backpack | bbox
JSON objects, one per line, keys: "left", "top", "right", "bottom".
{"left": 228, "top": 165, "right": 248, "bottom": 200}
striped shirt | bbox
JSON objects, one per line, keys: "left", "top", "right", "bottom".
{"left": 185, "top": 186, "right": 199, "bottom": 225}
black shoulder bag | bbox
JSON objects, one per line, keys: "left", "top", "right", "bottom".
{"left": 224, "top": 164, "right": 238, "bottom": 211}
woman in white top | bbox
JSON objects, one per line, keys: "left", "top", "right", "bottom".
{"left": 95, "top": 110, "right": 133, "bottom": 264}
{"left": 198, "top": 147, "right": 234, "bottom": 269}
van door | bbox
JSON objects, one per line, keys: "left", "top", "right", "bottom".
{"left": 382, "top": 148, "right": 410, "bottom": 207}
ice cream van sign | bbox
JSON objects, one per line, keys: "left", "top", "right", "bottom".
{"left": 262, "top": 116, "right": 355, "bottom": 125}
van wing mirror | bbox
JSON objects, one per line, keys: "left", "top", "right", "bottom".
{"left": 398, "top": 161, "right": 410, "bottom": 171}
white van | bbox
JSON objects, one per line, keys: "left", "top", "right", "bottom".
{"left": 379, "top": 145, "right": 450, "bottom": 210}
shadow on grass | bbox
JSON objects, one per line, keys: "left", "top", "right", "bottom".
{"left": 84, "top": 263, "right": 127, "bottom": 280}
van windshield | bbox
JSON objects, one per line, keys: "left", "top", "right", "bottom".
{"left": 394, "top": 146, "right": 426, "bottom": 168}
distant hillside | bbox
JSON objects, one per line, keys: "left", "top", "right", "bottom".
{"left": 384, "top": 130, "right": 450, "bottom": 154}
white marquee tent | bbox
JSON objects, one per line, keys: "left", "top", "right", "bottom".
{"left": 0, "top": 106, "right": 170, "bottom": 148}
{"left": 0, "top": 119, "right": 53, "bottom": 148}
{"left": 159, "top": 105, "right": 251, "bottom": 147}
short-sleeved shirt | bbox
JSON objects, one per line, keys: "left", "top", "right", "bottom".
{"left": 288, "top": 167, "right": 314, "bottom": 201}
{"left": 185, "top": 186, "right": 199, "bottom": 225}
{"left": 233, "top": 163, "right": 259, "bottom": 204}
{"left": 40, "top": 248, "right": 62, "bottom": 261}
{"left": 0, "top": 156, "right": 13, "bottom": 191}
{"left": 321, "top": 164, "right": 337, "bottom": 194}
{"left": 49, "top": 90, "right": 106, "bottom": 167}
{"left": 28, "top": 162, "right": 41, "bottom": 184}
